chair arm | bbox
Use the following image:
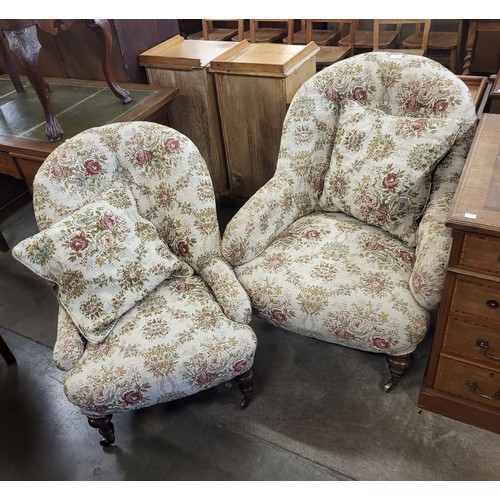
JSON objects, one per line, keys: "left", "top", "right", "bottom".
{"left": 410, "top": 123, "right": 476, "bottom": 310}
{"left": 410, "top": 194, "right": 454, "bottom": 311}
{"left": 222, "top": 174, "right": 315, "bottom": 266}
{"left": 53, "top": 308, "right": 86, "bottom": 371}
{"left": 199, "top": 258, "right": 253, "bottom": 324}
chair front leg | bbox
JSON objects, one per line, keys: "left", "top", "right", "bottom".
{"left": 384, "top": 353, "right": 413, "bottom": 392}
{"left": 236, "top": 367, "right": 255, "bottom": 409}
{"left": 87, "top": 414, "right": 115, "bottom": 446}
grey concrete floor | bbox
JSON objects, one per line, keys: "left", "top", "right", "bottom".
{"left": 1, "top": 201, "right": 500, "bottom": 484}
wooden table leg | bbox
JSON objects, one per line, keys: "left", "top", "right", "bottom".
{"left": 3, "top": 26, "right": 63, "bottom": 142}
{"left": 85, "top": 19, "right": 132, "bottom": 104}
{"left": 0, "top": 231, "right": 8, "bottom": 252}
{"left": 0, "top": 335, "right": 16, "bottom": 365}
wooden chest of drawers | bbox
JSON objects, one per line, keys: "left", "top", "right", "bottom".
{"left": 419, "top": 113, "right": 500, "bottom": 433}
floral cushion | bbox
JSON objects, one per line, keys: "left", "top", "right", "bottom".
{"left": 13, "top": 186, "right": 192, "bottom": 344}
{"left": 234, "top": 212, "right": 430, "bottom": 356}
{"left": 63, "top": 275, "right": 257, "bottom": 417}
{"left": 318, "top": 99, "right": 462, "bottom": 246}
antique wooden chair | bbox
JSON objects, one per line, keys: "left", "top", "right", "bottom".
{"left": 306, "top": 20, "right": 357, "bottom": 70}
{"left": 283, "top": 20, "right": 341, "bottom": 46}
{"left": 374, "top": 20, "right": 431, "bottom": 57}
{"left": 187, "top": 19, "right": 245, "bottom": 41}
{"left": 402, "top": 20, "right": 461, "bottom": 73}
{"left": 338, "top": 19, "right": 399, "bottom": 53}
{"left": 233, "top": 20, "right": 291, "bottom": 43}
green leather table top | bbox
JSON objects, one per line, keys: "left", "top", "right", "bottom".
{"left": 0, "top": 77, "right": 164, "bottom": 143}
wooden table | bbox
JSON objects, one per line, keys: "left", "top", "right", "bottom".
{"left": 0, "top": 76, "right": 177, "bottom": 190}
{"left": 0, "top": 76, "right": 177, "bottom": 251}
{"left": 0, "top": 19, "right": 132, "bottom": 142}
{"left": 418, "top": 113, "right": 500, "bottom": 434}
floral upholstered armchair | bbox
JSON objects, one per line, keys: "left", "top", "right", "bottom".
{"left": 222, "top": 52, "right": 476, "bottom": 391}
{"left": 13, "top": 122, "right": 257, "bottom": 446}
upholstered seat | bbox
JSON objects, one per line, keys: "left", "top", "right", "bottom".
{"left": 222, "top": 52, "right": 476, "bottom": 391}
{"left": 15, "top": 121, "right": 257, "bottom": 445}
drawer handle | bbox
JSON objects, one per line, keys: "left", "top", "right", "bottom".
{"left": 486, "top": 299, "right": 499, "bottom": 309}
{"left": 476, "top": 339, "right": 500, "bottom": 362}
{"left": 465, "top": 379, "right": 500, "bottom": 401}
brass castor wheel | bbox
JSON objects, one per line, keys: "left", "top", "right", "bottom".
{"left": 384, "top": 378, "right": 400, "bottom": 393}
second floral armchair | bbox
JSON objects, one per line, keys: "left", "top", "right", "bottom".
{"left": 222, "top": 52, "right": 476, "bottom": 391}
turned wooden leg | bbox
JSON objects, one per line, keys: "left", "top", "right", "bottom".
{"left": 3, "top": 26, "right": 63, "bottom": 142}
{"left": 87, "top": 414, "right": 115, "bottom": 446}
{"left": 0, "top": 335, "right": 16, "bottom": 365}
{"left": 85, "top": 19, "right": 132, "bottom": 104}
{"left": 384, "top": 353, "right": 413, "bottom": 392}
{"left": 0, "top": 33, "right": 24, "bottom": 92}
{"left": 236, "top": 367, "right": 254, "bottom": 409}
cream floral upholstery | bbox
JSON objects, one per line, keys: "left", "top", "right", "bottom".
{"left": 28, "top": 121, "right": 257, "bottom": 445}
{"left": 222, "top": 52, "right": 476, "bottom": 390}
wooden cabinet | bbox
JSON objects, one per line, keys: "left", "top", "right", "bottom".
{"left": 140, "top": 35, "right": 240, "bottom": 196}
{"left": 210, "top": 41, "right": 319, "bottom": 200}
{"left": 419, "top": 113, "right": 500, "bottom": 434}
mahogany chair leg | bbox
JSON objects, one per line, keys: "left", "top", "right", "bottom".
{"left": 85, "top": 19, "right": 132, "bottom": 104}
{"left": 87, "top": 414, "right": 115, "bottom": 446}
{"left": 0, "top": 335, "right": 16, "bottom": 365}
{"left": 0, "top": 33, "right": 24, "bottom": 92}
{"left": 236, "top": 367, "right": 255, "bottom": 409}
{"left": 384, "top": 353, "right": 413, "bottom": 392}
{"left": 3, "top": 25, "right": 63, "bottom": 142}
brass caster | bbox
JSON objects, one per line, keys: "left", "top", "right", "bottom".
{"left": 384, "top": 378, "right": 400, "bottom": 393}
{"left": 240, "top": 395, "right": 252, "bottom": 409}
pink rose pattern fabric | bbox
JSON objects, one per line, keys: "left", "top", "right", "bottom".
{"left": 13, "top": 186, "right": 192, "bottom": 344}
{"left": 30, "top": 121, "right": 256, "bottom": 417}
{"left": 319, "top": 99, "right": 462, "bottom": 246}
{"left": 222, "top": 52, "right": 476, "bottom": 357}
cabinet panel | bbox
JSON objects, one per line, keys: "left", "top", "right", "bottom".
{"left": 0, "top": 152, "right": 21, "bottom": 180}
{"left": 435, "top": 356, "right": 500, "bottom": 410}
{"left": 453, "top": 277, "right": 500, "bottom": 322}
{"left": 445, "top": 316, "right": 500, "bottom": 366}
{"left": 461, "top": 234, "right": 500, "bottom": 275}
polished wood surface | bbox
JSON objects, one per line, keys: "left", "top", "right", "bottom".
{"left": 140, "top": 36, "right": 239, "bottom": 196}
{"left": 419, "top": 113, "right": 500, "bottom": 434}
{"left": 448, "top": 114, "right": 500, "bottom": 235}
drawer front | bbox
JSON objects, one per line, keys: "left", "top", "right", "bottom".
{"left": 445, "top": 316, "right": 500, "bottom": 367}
{"left": 435, "top": 356, "right": 500, "bottom": 410}
{"left": 0, "top": 152, "right": 21, "bottom": 180}
{"left": 453, "top": 277, "right": 500, "bottom": 322}
{"left": 461, "top": 234, "right": 500, "bottom": 275}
